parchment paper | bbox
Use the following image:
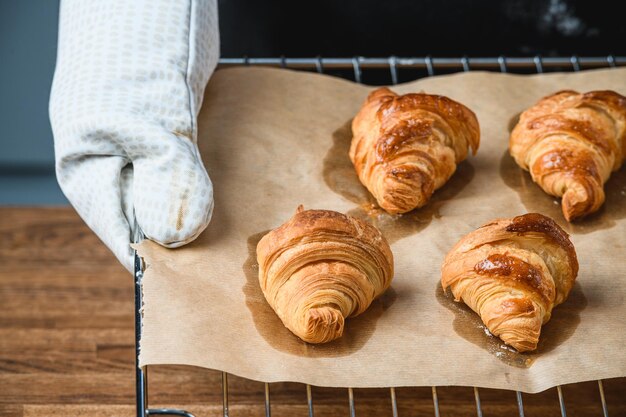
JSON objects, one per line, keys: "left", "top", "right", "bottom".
{"left": 136, "top": 67, "right": 626, "bottom": 393}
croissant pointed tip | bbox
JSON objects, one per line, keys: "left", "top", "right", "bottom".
{"left": 562, "top": 208, "right": 574, "bottom": 222}
{"left": 487, "top": 299, "right": 542, "bottom": 353}
{"left": 301, "top": 306, "right": 345, "bottom": 344}
{"left": 561, "top": 187, "right": 596, "bottom": 222}
{"left": 502, "top": 336, "right": 539, "bottom": 353}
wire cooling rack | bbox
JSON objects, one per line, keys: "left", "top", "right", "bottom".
{"left": 134, "top": 55, "right": 625, "bottom": 417}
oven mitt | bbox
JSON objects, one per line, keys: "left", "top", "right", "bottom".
{"left": 50, "top": 0, "right": 219, "bottom": 271}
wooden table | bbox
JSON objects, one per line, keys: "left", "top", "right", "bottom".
{"left": 0, "top": 207, "right": 623, "bottom": 417}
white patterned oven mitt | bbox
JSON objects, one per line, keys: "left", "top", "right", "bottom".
{"left": 50, "top": 0, "right": 219, "bottom": 271}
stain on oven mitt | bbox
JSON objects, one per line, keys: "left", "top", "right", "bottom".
{"left": 50, "top": 0, "right": 219, "bottom": 271}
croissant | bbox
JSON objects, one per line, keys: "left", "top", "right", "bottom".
{"left": 510, "top": 90, "right": 626, "bottom": 221}
{"left": 441, "top": 213, "right": 578, "bottom": 352}
{"left": 349, "top": 87, "right": 480, "bottom": 214}
{"left": 256, "top": 206, "right": 394, "bottom": 343}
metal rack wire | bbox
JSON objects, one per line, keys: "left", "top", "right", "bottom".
{"left": 134, "top": 55, "right": 624, "bottom": 417}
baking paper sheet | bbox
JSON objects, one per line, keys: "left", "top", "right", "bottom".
{"left": 136, "top": 67, "right": 626, "bottom": 393}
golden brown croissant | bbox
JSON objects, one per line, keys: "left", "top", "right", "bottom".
{"left": 349, "top": 87, "right": 480, "bottom": 214}
{"left": 257, "top": 206, "right": 394, "bottom": 343}
{"left": 510, "top": 90, "right": 626, "bottom": 221}
{"left": 441, "top": 213, "right": 578, "bottom": 352}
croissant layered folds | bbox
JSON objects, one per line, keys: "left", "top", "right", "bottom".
{"left": 441, "top": 213, "right": 578, "bottom": 352}
{"left": 350, "top": 88, "right": 480, "bottom": 214}
{"left": 257, "top": 206, "right": 394, "bottom": 343}
{"left": 510, "top": 90, "right": 626, "bottom": 221}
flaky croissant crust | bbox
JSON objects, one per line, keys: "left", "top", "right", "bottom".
{"left": 441, "top": 213, "right": 578, "bottom": 352}
{"left": 510, "top": 90, "right": 626, "bottom": 221}
{"left": 350, "top": 88, "right": 480, "bottom": 214}
{"left": 257, "top": 206, "right": 394, "bottom": 344}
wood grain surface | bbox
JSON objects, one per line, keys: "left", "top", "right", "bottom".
{"left": 0, "top": 207, "right": 623, "bottom": 417}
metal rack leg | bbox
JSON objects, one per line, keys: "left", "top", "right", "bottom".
{"left": 135, "top": 249, "right": 148, "bottom": 417}
{"left": 315, "top": 56, "right": 324, "bottom": 74}
{"left": 473, "top": 387, "right": 483, "bottom": 417}
{"left": 498, "top": 55, "right": 508, "bottom": 73}
{"left": 431, "top": 387, "right": 440, "bottom": 417}
{"left": 348, "top": 387, "right": 356, "bottom": 417}
{"left": 352, "top": 57, "right": 362, "bottom": 83}
{"left": 389, "top": 56, "right": 399, "bottom": 85}
{"left": 390, "top": 387, "right": 398, "bottom": 417}
{"left": 222, "top": 372, "right": 229, "bottom": 417}
{"left": 425, "top": 55, "right": 434, "bottom": 77}
{"left": 461, "top": 55, "right": 470, "bottom": 72}
{"left": 264, "top": 382, "right": 271, "bottom": 417}
{"left": 607, "top": 55, "right": 616, "bottom": 68}
{"left": 533, "top": 55, "right": 544, "bottom": 73}
{"left": 516, "top": 391, "right": 525, "bottom": 417}
{"left": 598, "top": 380, "right": 609, "bottom": 417}
{"left": 137, "top": 365, "right": 148, "bottom": 417}
{"left": 306, "top": 384, "right": 315, "bottom": 417}
{"left": 556, "top": 385, "right": 567, "bottom": 417}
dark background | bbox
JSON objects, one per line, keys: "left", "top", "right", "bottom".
{"left": 218, "top": 0, "right": 618, "bottom": 57}
{"left": 0, "top": 0, "right": 622, "bottom": 204}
